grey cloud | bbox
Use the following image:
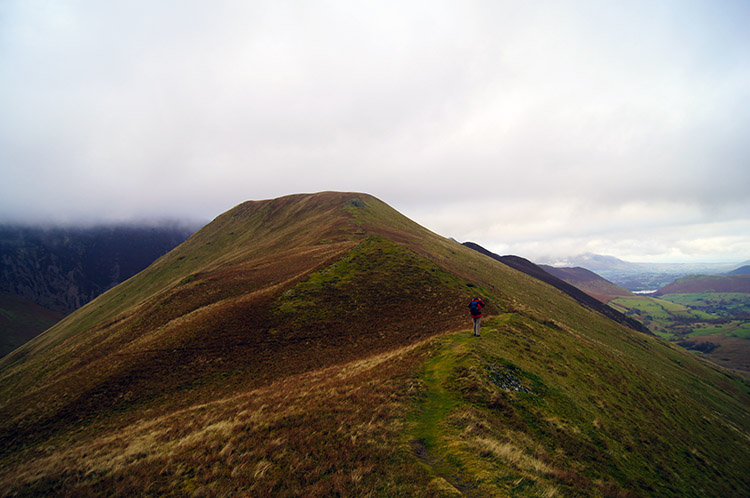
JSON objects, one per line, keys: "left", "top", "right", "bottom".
{"left": 1, "top": 0, "right": 748, "bottom": 262}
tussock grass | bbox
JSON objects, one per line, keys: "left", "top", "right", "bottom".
{"left": 408, "top": 314, "right": 750, "bottom": 498}
{"left": 1, "top": 340, "right": 439, "bottom": 496}
{"left": 1, "top": 192, "right": 748, "bottom": 497}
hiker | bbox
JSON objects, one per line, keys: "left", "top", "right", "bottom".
{"left": 469, "top": 297, "right": 485, "bottom": 336}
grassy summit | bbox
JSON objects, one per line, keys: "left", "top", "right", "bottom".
{"left": 0, "top": 192, "right": 748, "bottom": 496}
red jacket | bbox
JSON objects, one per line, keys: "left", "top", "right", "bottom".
{"left": 469, "top": 298, "right": 485, "bottom": 318}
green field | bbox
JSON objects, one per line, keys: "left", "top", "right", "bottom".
{"left": 695, "top": 321, "right": 750, "bottom": 338}
{"left": 660, "top": 293, "right": 750, "bottom": 315}
{"left": 609, "top": 296, "right": 709, "bottom": 338}
{"left": 609, "top": 293, "right": 750, "bottom": 371}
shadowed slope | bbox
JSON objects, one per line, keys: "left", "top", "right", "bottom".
{"left": 463, "top": 242, "right": 651, "bottom": 335}
{"left": 0, "top": 293, "right": 64, "bottom": 358}
{"left": 539, "top": 264, "right": 634, "bottom": 302}
{"left": 0, "top": 192, "right": 748, "bottom": 497}
{"left": 0, "top": 193, "right": 490, "bottom": 451}
{"left": 728, "top": 265, "right": 750, "bottom": 276}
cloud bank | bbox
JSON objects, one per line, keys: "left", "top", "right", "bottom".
{"left": 1, "top": 0, "right": 748, "bottom": 262}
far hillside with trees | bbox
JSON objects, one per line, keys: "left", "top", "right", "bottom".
{"left": 608, "top": 273, "right": 750, "bottom": 372}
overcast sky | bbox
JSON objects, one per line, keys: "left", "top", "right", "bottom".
{"left": 1, "top": 1, "right": 748, "bottom": 263}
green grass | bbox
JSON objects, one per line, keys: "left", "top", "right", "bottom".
{"left": 610, "top": 293, "right": 750, "bottom": 370}
{"left": 695, "top": 320, "right": 750, "bottom": 338}
{"left": 276, "top": 235, "right": 476, "bottom": 318}
{"left": 611, "top": 296, "right": 693, "bottom": 319}
{"left": 409, "top": 314, "right": 750, "bottom": 497}
{"left": 2, "top": 192, "right": 749, "bottom": 497}
{"left": 660, "top": 292, "right": 750, "bottom": 316}
{"left": 611, "top": 296, "right": 717, "bottom": 336}
{"left": 411, "top": 334, "right": 472, "bottom": 449}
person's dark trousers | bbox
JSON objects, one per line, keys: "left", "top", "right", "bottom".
{"left": 473, "top": 317, "right": 481, "bottom": 336}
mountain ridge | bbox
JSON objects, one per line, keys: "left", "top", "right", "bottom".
{"left": 0, "top": 223, "right": 196, "bottom": 314}
{"left": 539, "top": 265, "right": 634, "bottom": 302}
{"left": 1, "top": 192, "right": 748, "bottom": 496}
{"left": 728, "top": 265, "right": 750, "bottom": 275}
{"left": 0, "top": 193, "right": 482, "bottom": 447}
{"left": 656, "top": 274, "right": 750, "bottom": 295}
{"left": 537, "top": 253, "right": 746, "bottom": 292}
{"left": 462, "top": 243, "right": 651, "bottom": 335}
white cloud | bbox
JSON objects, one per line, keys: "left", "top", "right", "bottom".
{"left": 0, "top": 0, "right": 748, "bottom": 262}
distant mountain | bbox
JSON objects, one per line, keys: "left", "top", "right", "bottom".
{"left": 538, "top": 253, "right": 745, "bottom": 292}
{"left": 463, "top": 243, "right": 650, "bottom": 335}
{"left": 539, "top": 265, "right": 633, "bottom": 302}
{"left": 728, "top": 265, "right": 750, "bottom": 276}
{"left": 538, "top": 252, "right": 639, "bottom": 272}
{"left": 656, "top": 274, "right": 750, "bottom": 295}
{"left": 0, "top": 292, "right": 64, "bottom": 358}
{"left": 0, "top": 223, "right": 198, "bottom": 314}
{"left": 1, "top": 193, "right": 747, "bottom": 496}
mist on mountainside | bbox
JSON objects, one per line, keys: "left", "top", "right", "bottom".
{"left": 0, "top": 222, "right": 200, "bottom": 314}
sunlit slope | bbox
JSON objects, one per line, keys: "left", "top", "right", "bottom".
{"left": 0, "top": 192, "right": 516, "bottom": 448}
{"left": 0, "top": 192, "right": 748, "bottom": 496}
{"left": 409, "top": 313, "right": 750, "bottom": 497}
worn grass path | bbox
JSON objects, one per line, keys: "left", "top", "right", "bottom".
{"left": 413, "top": 334, "right": 470, "bottom": 446}
{"left": 409, "top": 315, "right": 513, "bottom": 496}
{"left": 410, "top": 330, "right": 474, "bottom": 496}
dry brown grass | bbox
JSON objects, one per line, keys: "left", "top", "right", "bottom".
{"left": 4, "top": 193, "right": 749, "bottom": 497}
{"left": 0, "top": 334, "right": 452, "bottom": 497}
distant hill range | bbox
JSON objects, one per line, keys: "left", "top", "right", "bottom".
{"left": 462, "top": 244, "right": 650, "bottom": 335}
{"left": 541, "top": 262, "right": 750, "bottom": 372}
{"left": 0, "top": 223, "right": 198, "bottom": 314}
{"left": 540, "top": 253, "right": 640, "bottom": 272}
{"left": 656, "top": 274, "right": 750, "bottom": 295}
{"left": 0, "top": 223, "right": 197, "bottom": 357}
{"left": 1, "top": 193, "right": 747, "bottom": 496}
{"left": 538, "top": 265, "right": 633, "bottom": 302}
{"left": 728, "top": 265, "right": 750, "bottom": 276}
{"left": 537, "top": 253, "right": 748, "bottom": 292}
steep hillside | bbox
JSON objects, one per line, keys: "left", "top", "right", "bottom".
{"left": 0, "top": 193, "right": 482, "bottom": 452}
{"left": 463, "top": 244, "right": 650, "bottom": 335}
{"left": 656, "top": 274, "right": 750, "bottom": 295}
{"left": 0, "top": 292, "right": 64, "bottom": 358}
{"left": 540, "top": 265, "right": 633, "bottom": 302}
{"left": 0, "top": 224, "right": 196, "bottom": 314}
{"left": 728, "top": 265, "right": 750, "bottom": 275}
{"left": 0, "top": 192, "right": 748, "bottom": 497}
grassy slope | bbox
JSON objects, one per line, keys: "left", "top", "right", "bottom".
{"left": 540, "top": 266, "right": 633, "bottom": 303}
{"left": 410, "top": 316, "right": 750, "bottom": 497}
{"left": 657, "top": 275, "right": 750, "bottom": 295}
{"left": 0, "top": 192, "right": 748, "bottom": 496}
{"left": 0, "top": 193, "right": 487, "bottom": 457}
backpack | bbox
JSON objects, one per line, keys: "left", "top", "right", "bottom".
{"left": 469, "top": 300, "right": 480, "bottom": 315}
